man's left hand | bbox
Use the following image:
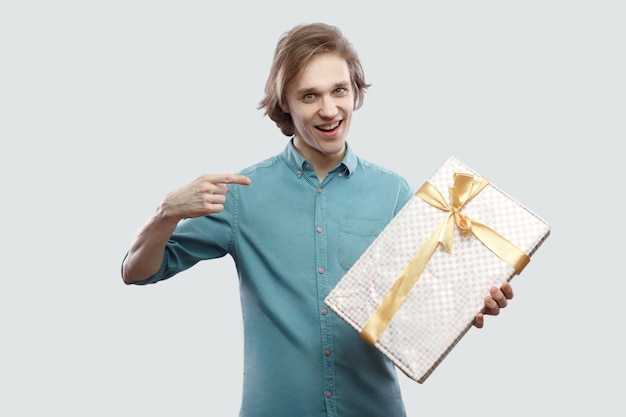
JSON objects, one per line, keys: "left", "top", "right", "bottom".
{"left": 473, "top": 281, "right": 514, "bottom": 329}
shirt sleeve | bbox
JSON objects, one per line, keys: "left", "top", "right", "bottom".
{"left": 394, "top": 177, "right": 415, "bottom": 216}
{"left": 128, "top": 194, "right": 236, "bottom": 285}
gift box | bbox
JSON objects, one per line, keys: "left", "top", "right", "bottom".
{"left": 324, "top": 156, "right": 551, "bottom": 383}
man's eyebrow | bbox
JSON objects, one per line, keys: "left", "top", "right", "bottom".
{"left": 293, "top": 82, "right": 350, "bottom": 96}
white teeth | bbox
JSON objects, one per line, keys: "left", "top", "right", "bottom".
{"left": 318, "top": 121, "right": 340, "bottom": 131}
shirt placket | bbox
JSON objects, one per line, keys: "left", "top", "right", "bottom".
{"left": 313, "top": 177, "right": 338, "bottom": 417}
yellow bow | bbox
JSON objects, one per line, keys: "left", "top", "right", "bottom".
{"left": 360, "top": 173, "right": 530, "bottom": 346}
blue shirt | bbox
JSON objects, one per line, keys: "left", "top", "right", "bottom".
{"left": 129, "top": 140, "right": 414, "bottom": 417}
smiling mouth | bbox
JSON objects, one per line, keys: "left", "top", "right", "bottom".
{"left": 316, "top": 120, "right": 341, "bottom": 131}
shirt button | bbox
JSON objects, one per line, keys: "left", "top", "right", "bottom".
{"left": 296, "top": 169, "right": 302, "bottom": 175}
{"left": 317, "top": 188, "right": 323, "bottom": 194}
{"left": 325, "top": 349, "right": 331, "bottom": 356}
{"left": 318, "top": 267, "right": 324, "bottom": 274}
{"left": 337, "top": 172, "right": 343, "bottom": 177}
{"left": 317, "top": 226, "right": 323, "bottom": 233}
{"left": 304, "top": 163, "right": 311, "bottom": 170}
{"left": 321, "top": 309, "right": 328, "bottom": 315}
{"left": 326, "top": 391, "right": 333, "bottom": 399}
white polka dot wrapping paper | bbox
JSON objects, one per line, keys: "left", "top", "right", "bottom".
{"left": 324, "top": 156, "right": 551, "bottom": 383}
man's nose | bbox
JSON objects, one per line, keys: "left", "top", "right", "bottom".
{"left": 318, "top": 96, "right": 339, "bottom": 118}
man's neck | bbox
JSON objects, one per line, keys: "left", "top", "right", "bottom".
{"left": 292, "top": 138, "right": 346, "bottom": 182}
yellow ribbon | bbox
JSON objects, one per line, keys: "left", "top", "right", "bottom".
{"left": 360, "top": 173, "right": 530, "bottom": 346}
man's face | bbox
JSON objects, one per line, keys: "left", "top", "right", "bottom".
{"left": 283, "top": 53, "right": 354, "bottom": 166}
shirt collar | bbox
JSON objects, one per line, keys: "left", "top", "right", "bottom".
{"left": 281, "top": 138, "right": 358, "bottom": 177}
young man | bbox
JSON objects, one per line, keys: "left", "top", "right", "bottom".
{"left": 122, "top": 23, "right": 513, "bottom": 417}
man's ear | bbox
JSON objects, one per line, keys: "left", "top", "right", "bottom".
{"left": 280, "top": 102, "right": 290, "bottom": 114}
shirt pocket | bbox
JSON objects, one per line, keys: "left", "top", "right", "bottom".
{"left": 338, "top": 219, "right": 387, "bottom": 270}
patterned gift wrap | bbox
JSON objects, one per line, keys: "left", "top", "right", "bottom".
{"left": 324, "top": 156, "right": 551, "bottom": 383}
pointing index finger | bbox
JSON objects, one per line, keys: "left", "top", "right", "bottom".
{"left": 216, "top": 174, "right": 251, "bottom": 186}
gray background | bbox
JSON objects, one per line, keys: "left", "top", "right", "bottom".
{"left": 2, "top": 1, "right": 623, "bottom": 415}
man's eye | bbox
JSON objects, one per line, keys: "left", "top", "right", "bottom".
{"left": 334, "top": 87, "right": 346, "bottom": 94}
{"left": 304, "top": 93, "right": 315, "bottom": 100}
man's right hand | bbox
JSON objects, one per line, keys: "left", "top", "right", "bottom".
{"left": 159, "top": 174, "right": 252, "bottom": 220}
